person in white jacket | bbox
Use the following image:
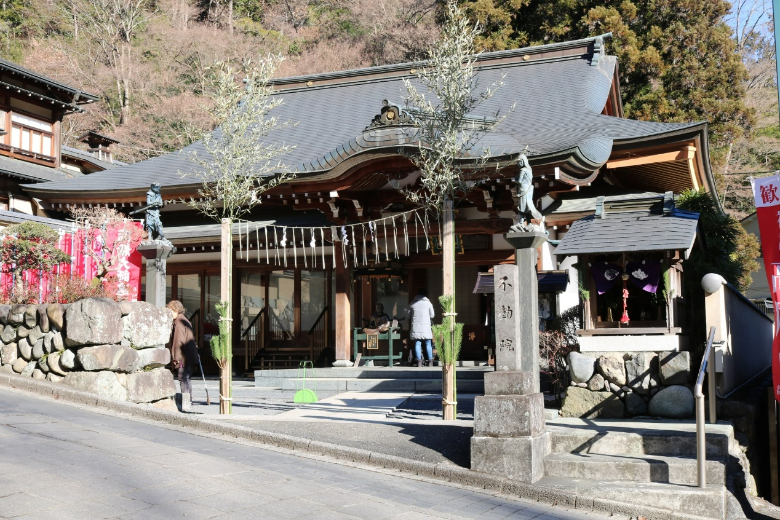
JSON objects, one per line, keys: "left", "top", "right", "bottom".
{"left": 407, "top": 288, "right": 435, "bottom": 367}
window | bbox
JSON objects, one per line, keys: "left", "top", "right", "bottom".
{"left": 9, "top": 113, "right": 54, "bottom": 157}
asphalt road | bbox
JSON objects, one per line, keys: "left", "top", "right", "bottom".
{"left": 0, "top": 388, "right": 609, "bottom": 520}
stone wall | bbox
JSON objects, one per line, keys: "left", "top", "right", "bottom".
{"left": 561, "top": 350, "right": 695, "bottom": 419}
{"left": 0, "top": 298, "right": 176, "bottom": 409}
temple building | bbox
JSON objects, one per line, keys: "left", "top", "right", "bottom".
{"left": 20, "top": 36, "right": 716, "bottom": 374}
{"left": 0, "top": 58, "right": 123, "bottom": 229}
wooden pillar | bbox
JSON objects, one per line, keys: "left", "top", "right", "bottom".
{"left": 294, "top": 269, "right": 302, "bottom": 340}
{"left": 333, "top": 241, "right": 352, "bottom": 367}
{"left": 220, "top": 218, "right": 233, "bottom": 414}
{"left": 442, "top": 200, "right": 455, "bottom": 420}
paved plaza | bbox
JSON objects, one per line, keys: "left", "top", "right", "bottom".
{"left": 0, "top": 387, "right": 613, "bottom": 520}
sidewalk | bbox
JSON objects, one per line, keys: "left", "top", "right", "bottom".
{"left": 188, "top": 381, "right": 476, "bottom": 467}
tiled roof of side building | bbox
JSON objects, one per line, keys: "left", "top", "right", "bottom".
{"left": 0, "top": 154, "right": 81, "bottom": 183}
{"left": 61, "top": 146, "right": 126, "bottom": 170}
{"left": 553, "top": 211, "right": 699, "bottom": 256}
{"left": 22, "top": 36, "right": 708, "bottom": 197}
{"left": 0, "top": 210, "right": 72, "bottom": 232}
{"left": 0, "top": 58, "right": 100, "bottom": 102}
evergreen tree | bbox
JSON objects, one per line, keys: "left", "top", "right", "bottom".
{"left": 459, "top": 0, "right": 754, "bottom": 165}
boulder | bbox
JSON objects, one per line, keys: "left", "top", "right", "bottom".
{"left": 587, "top": 373, "right": 605, "bottom": 392}
{"left": 560, "top": 387, "right": 624, "bottom": 419}
{"left": 649, "top": 385, "right": 695, "bottom": 419}
{"left": 52, "top": 332, "right": 64, "bottom": 352}
{"left": 46, "top": 373, "right": 63, "bottom": 383}
{"left": 20, "top": 360, "right": 35, "bottom": 377}
{"left": 8, "top": 304, "right": 25, "bottom": 325}
{"left": 36, "top": 305, "right": 50, "bottom": 333}
{"left": 64, "top": 298, "right": 123, "bottom": 347}
{"left": 27, "top": 326, "right": 43, "bottom": 345}
{"left": 23, "top": 305, "right": 37, "bottom": 328}
{"left": 63, "top": 371, "right": 128, "bottom": 401}
{"left": 60, "top": 349, "right": 76, "bottom": 370}
{"left": 47, "top": 304, "right": 65, "bottom": 331}
{"left": 124, "top": 368, "right": 176, "bottom": 403}
{"left": 0, "top": 364, "right": 11, "bottom": 373}
{"left": 32, "top": 369, "right": 45, "bottom": 380}
{"left": 0, "top": 342, "right": 16, "bottom": 365}
{"left": 119, "top": 302, "right": 133, "bottom": 316}
{"left": 16, "top": 326, "right": 29, "bottom": 339}
{"left": 76, "top": 345, "right": 139, "bottom": 372}
{"left": 596, "top": 355, "right": 626, "bottom": 386}
{"left": 37, "top": 357, "right": 49, "bottom": 373}
{"left": 11, "top": 357, "right": 26, "bottom": 373}
{"left": 625, "top": 392, "right": 648, "bottom": 416}
{"left": 122, "top": 302, "right": 173, "bottom": 349}
{"left": 17, "top": 338, "right": 31, "bottom": 361}
{"left": 0, "top": 325, "right": 14, "bottom": 344}
{"left": 136, "top": 348, "right": 171, "bottom": 369}
{"left": 47, "top": 352, "right": 68, "bottom": 377}
{"left": 569, "top": 352, "right": 596, "bottom": 384}
{"left": 0, "top": 305, "right": 10, "bottom": 325}
{"left": 42, "top": 332, "right": 53, "bottom": 354}
{"left": 31, "top": 339, "right": 44, "bottom": 360}
{"left": 625, "top": 352, "right": 660, "bottom": 395}
{"left": 660, "top": 351, "right": 692, "bottom": 386}
{"left": 149, "top": 397, "right": 178, "bottom": 412}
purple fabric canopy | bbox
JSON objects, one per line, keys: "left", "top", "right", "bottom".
{"left": 626, "top": 260, "right": 662, "bottom": 293}
{"left": 590, "top": 263, "right": 623, "bottom": 295}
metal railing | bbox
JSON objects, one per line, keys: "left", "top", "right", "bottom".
{"left": 241, "top": 309, "right": 265, "bottom": 371}
{"left": 269, "top": 309, "right": 293, "bottom": 341}
{"left": 695, "top": 326, "right": 718, "bottom": 488}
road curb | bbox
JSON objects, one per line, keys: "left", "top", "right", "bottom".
{"left": 0, "top": 372, "right": 714, "bottom": 520}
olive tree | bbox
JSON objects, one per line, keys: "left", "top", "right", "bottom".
{"left": 182, "top": 55, "right": 295, "bottom": 414}
{"left": 403, "top": 0, "right": 509, "bottom": 420}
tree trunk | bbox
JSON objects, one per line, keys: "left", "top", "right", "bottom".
{"left": 442, "top": 199, "right": 456, "bottom": 420}
{"left": 228, "top": 0, "right": 233, "bottom": 35}
{"left": 220, "top": 218, "right": 233, "bottom": 414}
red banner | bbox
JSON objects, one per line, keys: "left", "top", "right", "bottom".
{"left": 751, "top": 175, "right": 780, "bottom": 402}
{"left": 0, "top": 222, "right": 142, "bottom": 303}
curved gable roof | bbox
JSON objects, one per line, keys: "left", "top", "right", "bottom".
{"left": 23, "top": 36, "right": 710, "bottom": 200}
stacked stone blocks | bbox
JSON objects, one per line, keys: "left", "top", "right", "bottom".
{"left": 0, "top": 298, "right": 176, "bottom": 408}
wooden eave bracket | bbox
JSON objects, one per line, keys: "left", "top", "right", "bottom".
{"left": 605, "top": 146, "right": 697, "bottom": 170}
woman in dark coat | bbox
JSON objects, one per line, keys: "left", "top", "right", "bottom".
{"left": 167, "top": 300, "right": 200, "bottom": 412}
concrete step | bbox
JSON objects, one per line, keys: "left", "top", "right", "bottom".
{"left": 277, "top": 377, "right": 484, "bottom": 393}
{"left": 544, "top": 452, "right": 726, "bottom": 486}
{"left": 255, "top": 366, "right": 490, "bottom": 392}
{"left": 256, "top": 366, "right": 491, "bottom": 380}
{"left": 538, "top": 476, "right": 728, "bottom": 519}
{"left": 548, "top": 419, "right": 734, "bottom": 458}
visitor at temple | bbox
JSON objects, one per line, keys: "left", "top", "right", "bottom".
{"left": 408, "top": 288, "right": 435, "bottom": 367}
{"left": 167, "top": 300, "right": 200, "bottom": 412}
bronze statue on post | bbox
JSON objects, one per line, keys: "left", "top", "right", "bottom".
{"left": 509, "top": 154, "right": 544, "bottom": 233}
{"left": 130, "top": 183, "right": 165, "bottom": 241}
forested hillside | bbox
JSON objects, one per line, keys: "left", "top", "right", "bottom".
{"left": 1, "top": 0, "right": 777, "bottom": 219}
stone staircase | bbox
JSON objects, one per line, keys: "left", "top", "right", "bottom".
{"left": 539, "top": 419, "right": 738, "bottom": 519}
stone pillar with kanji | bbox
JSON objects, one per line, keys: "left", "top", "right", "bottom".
{"left": 470, "top": 231, "right": 549, "bottom": 483}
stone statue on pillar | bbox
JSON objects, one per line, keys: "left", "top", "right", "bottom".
{"left": 509, "top": 154, "right": 544, "bottom": 233}
{"left": 134, "top": 183, "right": 176, "bottom": 308}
